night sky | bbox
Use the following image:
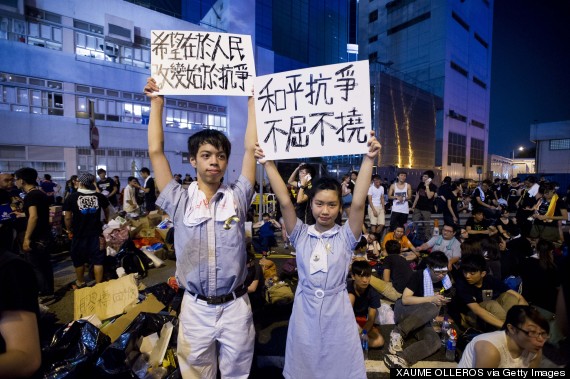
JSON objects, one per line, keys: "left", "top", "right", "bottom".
{"left": 489, "top": 0, "right": 570, "bottom": 157}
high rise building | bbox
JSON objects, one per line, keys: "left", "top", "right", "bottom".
{"left": 358, "top": 0, "right": 493, "bottom": 178}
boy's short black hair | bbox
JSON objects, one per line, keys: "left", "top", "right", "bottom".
{"left": 472, "top": 208, "right": 484, "bottom": 216}
{"left": 188, "top": 129, "right": 231, "bottom": 159}
{"left": 424, "top": 251, "right": 449, "bottom": 269}
{"left": 97, "top": 168, "right": 106, "bottom": 175}
{"left": 262, "top": 212, "right": 270, "bottom": 218}
{"left": 14, "top": 167, "right": 37, "bottom": 185}
{"left": 140, "top": 167, "right": 150, "bottom": 175}
{"left": 372, "top": 174, "right": 381, "bottom": 181}
{"left": 397, "top": 171, "right": 407, "bottom": 176}
{"left": 385, "top": 240, "right": 401, "bottom": 255}
{"left": 351, "top": 260, "right": 372, "bottom": 277}
{"left": 44, "top": 174, "right": 51, "bottom": 180}
{"left": 127, "top": 176, "right": 136, "bottom": 182}
{"left": 460, "top": 253, "right": 487, "bottom": 273}
{"left": 423, "top": 170, "right": 435, "bottom": 179}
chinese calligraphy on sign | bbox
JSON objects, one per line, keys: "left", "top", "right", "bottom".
{"left": 254, "top": 60, "right": 371, "bottom": 160}
{"left": 150, "top": 30, "right": 255, "bottom": 96}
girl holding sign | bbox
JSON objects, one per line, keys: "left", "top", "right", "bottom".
{"left": 255, "top": 132, "right": 380, "bottom": 379}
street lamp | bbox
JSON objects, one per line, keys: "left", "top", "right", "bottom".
{"left": 512, "top": 146, "right": 524, "bottom": 160}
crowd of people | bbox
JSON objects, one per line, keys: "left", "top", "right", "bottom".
{"left": 0, "top": 80, "right": 568, "bottom": 377}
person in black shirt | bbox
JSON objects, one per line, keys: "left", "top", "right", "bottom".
{"left": 96, "top": 168, "right": 117, "bottom": 208}
{"left": 411, "top": 170, "right": 437, "bottom": 241}
{"left": 471, "top": 180, "right": 500, "bottom": 220}
{"left": 384, "top": 252, "right": 453, "bottom": 369}
{"left": 15, "top": 167, "right": 54, "bottom": 301}
{"left": 529, "top": 183, "right": 568, "bottom": 243}
{"left": 0, "top": 173, "right": 15, "bottom": 251}
{"left": 140, "top": 167, "right": 157, "bottom": 212}
{"left": 348, "top": 260, "right": 384, "bottom": 348}
{"left": 465, "top": 209, "right": 497, "bottom": 242}
{"left": 64, "top": 173, "right": 110, "bottom": 287}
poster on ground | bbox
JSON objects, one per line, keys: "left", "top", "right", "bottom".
{"left": 150, "top": 30, "right": 255, "bottom": 96}
{"left": 254, "top": 60, "right": 371, "bottom": 160}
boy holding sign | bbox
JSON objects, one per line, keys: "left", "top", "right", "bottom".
{"left": 144, "top": 78, "right": 257, "bottom": 379}
{"left": 255, "top": 132, "right": 380, "bottom": 379}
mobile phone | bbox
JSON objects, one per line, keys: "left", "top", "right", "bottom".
{"left": 482, "top": 289, "right": 493, "bottom": 301}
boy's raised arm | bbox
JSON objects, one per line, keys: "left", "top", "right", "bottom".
{"left": 144, "top": 78, "right": 173, "bottom": 192}
{"left": 241, "top": 96, "right": 258, "bottom": 187}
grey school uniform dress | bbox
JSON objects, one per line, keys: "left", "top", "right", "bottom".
{"left": 283, "top": 220, "right": 366, "bottom": 379}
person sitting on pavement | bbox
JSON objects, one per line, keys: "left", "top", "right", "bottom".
{"left": 382, "top": 225, "right": 418, "bottom": 261}
{"left": 348, "top": 260, "right": 384, "bottom": 348}
{"left": 417, "top": 223, "right": 461, "bottom": 271}
{"left": 452, "top": 253, "right": 528, "bottom": 331}
{"left": 465, "top": 208, "right": 498, "bottom": 242}
{"left": 382, "top": 240, "right": 413, "bottom": 296}
{"left": 383, "top": 251, "right": 453, "bottom": 369}
{"left": 458, "top": 305, "right": 548, "bottom": 368}
{"left": 252, "top": 212, "right": 281, "bottom": 257}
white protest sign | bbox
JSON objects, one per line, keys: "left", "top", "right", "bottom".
{"left": 150, "top": 30, "right": 255, "bottom": 96}
{"left": 254, "top": 60, "right": 371, "bottom": 160}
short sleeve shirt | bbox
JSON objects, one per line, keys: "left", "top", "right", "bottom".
{"left": 405, "top": 270, "right": 444, "bottom": 297}
{"left": 383, "top": 254, "right": 413, "bottom": 293}
{"left": 156, "top": 176, "right": 253, "bottom": 296}
{"left": 23, "top": 189, "right": 51, "bottom": 241}
{"left": 347, "top": 280, "right": 381, "bottom": 317}
{"left": 425, "top": 236, "right": 461, "bottom": 262}
{"left": 63, "top": 191, "right": 109, "bottom": 237}
{"left": 367, "top": 185, "right": 384, "bottom": 207}
{"left": 455, "top": 275, "right": 509, "bottom": 311}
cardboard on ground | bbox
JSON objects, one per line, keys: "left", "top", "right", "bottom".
{"left": 74, "top": 274, "right": 139, "bottom": 321}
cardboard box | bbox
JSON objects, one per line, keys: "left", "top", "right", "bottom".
{"left": 147, "top": 211, "right": 163, "bottom": 228}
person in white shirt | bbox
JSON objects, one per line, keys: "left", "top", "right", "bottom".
{"left": 368, "top": 175, "right": 385, "bottom": 236}
{"left": 123, "top": 176, "right": 140, "bottom": 214}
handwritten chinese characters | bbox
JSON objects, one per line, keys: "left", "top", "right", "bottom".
{"left": 151, "top": 30, "right": 255, "bottom": 96}
{"left": 254, "top": 60, "right": 371, "bottom": 160}
{"left": 73, "top": 274, "right": 139, "bottom": 320}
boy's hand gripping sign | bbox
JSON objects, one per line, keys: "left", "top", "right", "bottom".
{"left": 254, "top": 60, "right": 371, "bottom": 160}
{"left": 150, "top": 30, "right": 255, "bottom": 96}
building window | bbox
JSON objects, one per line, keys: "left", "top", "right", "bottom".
{"left": 449, "top": 110, "right": 467, "bottom": 122}
{"left": 473, "top": 76, "right": 487, "bottom": 89}
{"left": 451, "top": 11, "right": 469, "bottom": 31}
{"left": 369, "top": 35, "right": 378, "bottom": 43}
{"left": 448, "top": 132, "right": 466, "bottom": 165}
{"left": 470, "top": 138, "right": 484, "bottom": 166}
{"left": 387, "top": 12, "right": 431, "bottom": 36}
{"left": 471, "top": 119, "right": 485, "bottom": 129}
{"left": 369, "top": 10, "right": 378, "bottom": 23}
{"left": 550, "top": 139, "right": 570, "bottom": 150}
{"left": 474, "top": 33, "right": 488, "bottom": 48}
{"left": 450, "top": 61, "right": 468, "bottom": 77}
{"left": 0, "top": 72, "right": 63, "bottom": 115}
{"left": 368, "top": 52, "right": 378, "bottom": 60}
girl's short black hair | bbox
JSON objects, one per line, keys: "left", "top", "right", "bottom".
{"left": 309, "top": 177, "right": 342, "bottom": 203}
{"left": 502, "top": 305, "right": 549, "bottom": 334}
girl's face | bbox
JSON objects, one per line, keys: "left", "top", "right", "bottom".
{"left": 311, "top": 189, "right": 341, "bottom": 232}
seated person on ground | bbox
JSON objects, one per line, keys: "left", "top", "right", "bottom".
{"left": 453, "top": 253, "right": 527, "bottom": 331}
{"left": 365, "top": 233, "right": 382, "bottom": 261}
{"left": 465, "top": 209, "right": 497, "bottom": 242}
{"left": 252, "top": 212, "right": 281, "bottom": 256}
{"left": 382, "top": 225, "right": 418, "bottom": 261}
{"left": 347, "top": 260, "right": 384, "bottom": 348}
{"left": 383, "top": 252, "right": 453, "bottom": 369}
{"left": 417, "top": 223, "right": 461, "bottom": 271}
{"left": 458, "top": 305, "right": 548, "bottom": 368}
{"left": 382, "top": 240, "right": 413, "bottom": 296}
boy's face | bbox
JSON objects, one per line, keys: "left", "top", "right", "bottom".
{"left": 398, "top": 173, "right": 406, "bottom": 182}
{"left": 474, "top": 212, "right": 484, "bottom": 222}
{"left": 351, "top": 272, "right": 371, "bottom": 291}
{"left": 262, "top": 215, "right": 270, "bottom": 223}
{"left": 190, "top": 143, "right": 228, "bottom": 185}
{"left": 373, "top": 178, "right": 381, "bottom": 187}
{"left": 463, "top": 270, "right": 485, "bottom": 286}
{"left": 394, "top": 227, "right": 404, "bottom": 239}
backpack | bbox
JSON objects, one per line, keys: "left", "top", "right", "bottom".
{"left": 116, "top": 239, "right": 151, "bottom": 278}
{"left": 265, "top": 282, "right": 294, "bottom": 305}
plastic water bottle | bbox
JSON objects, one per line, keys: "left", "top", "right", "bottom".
{"left": 440, "top": 316, "right": 450, "bottom": 345}
{"left": 445, "top": 329, "right": 457, "bottom": 361}
{"left": 433, "top": 218, "right": 440, "bottom": 236}
{"left": 361, "top": 330, "right": 369, "bottom": 360}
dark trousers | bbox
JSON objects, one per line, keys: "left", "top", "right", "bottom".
{"left": 252, "top": 235, "right": 276, "bottom": 254}
{"left": 24, "top": 239, "right": 54, "bottom": 296}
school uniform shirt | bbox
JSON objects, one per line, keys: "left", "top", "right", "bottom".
{"left": 347, "top": 280, "right": 381, "bottom": 318}
{"left": 284, "top": 220, "right": 365, "bottom": 379}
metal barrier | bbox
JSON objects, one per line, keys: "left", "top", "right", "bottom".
{"left": 252, "top": 193, "right": 277, "bottom": 217}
